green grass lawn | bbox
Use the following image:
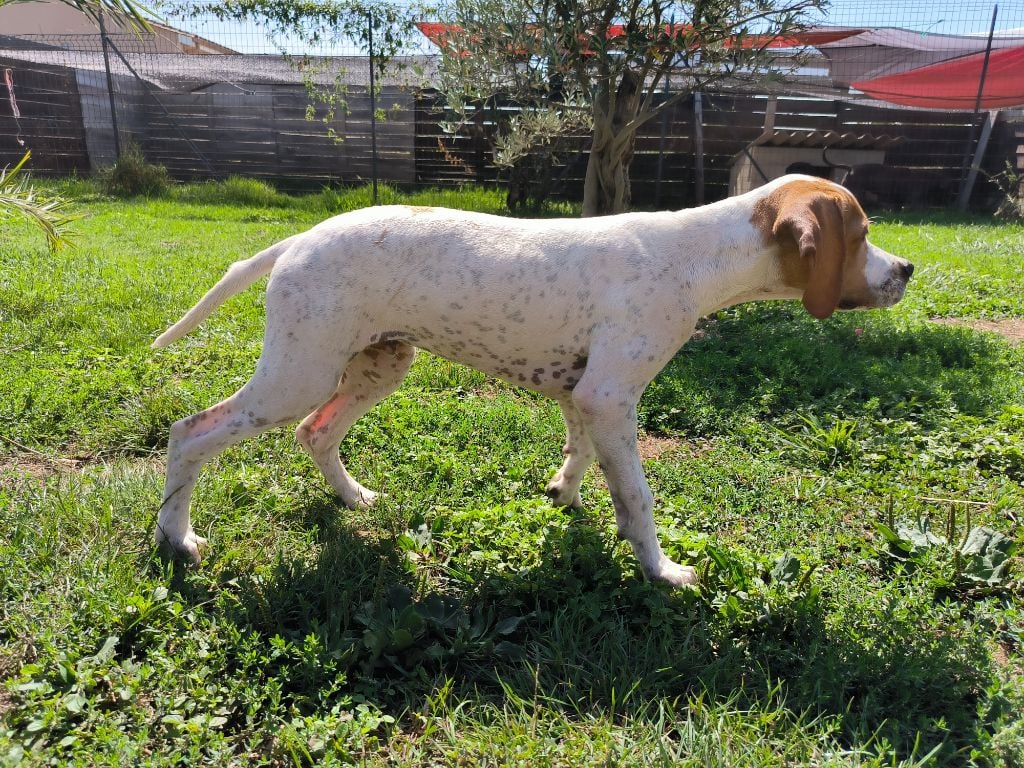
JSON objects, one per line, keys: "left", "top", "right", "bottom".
{"left": 1, "top": 180, "right": 1022, "bottom": 766}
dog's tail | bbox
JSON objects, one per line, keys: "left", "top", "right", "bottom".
{"left": 151, "top": 234, "right": 300, "bottom": 349}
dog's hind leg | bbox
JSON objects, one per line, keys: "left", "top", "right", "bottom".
{"left": 545, "top": 397, "right": 595, "bottom": 508}
{"left": 157, "top": 352, "right": 343, "bottom": 564}
{"left": 295, "top": 341, "right": 415, "bottom": 509}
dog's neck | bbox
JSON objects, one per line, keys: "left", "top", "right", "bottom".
{"left": 666, "top": 191, "right": 801, "bottom": 317}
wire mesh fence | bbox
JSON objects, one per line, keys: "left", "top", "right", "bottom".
{"left": 1, "top": 0, "right": 1022, "bottom": 209}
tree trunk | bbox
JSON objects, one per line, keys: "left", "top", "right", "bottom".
{"left": 582, "top": 69, "right": 643, "bottom": 217}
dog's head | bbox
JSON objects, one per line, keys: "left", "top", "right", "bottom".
{"left": 753, "top": 176, "right": 914, "bottom": 319}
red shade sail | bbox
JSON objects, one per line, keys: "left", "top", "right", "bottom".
{"left": 852, "top": 45, "right": 1024, "bottom": 110}
{"left": 415, "top": 22, "right": 863, "bottom": 53}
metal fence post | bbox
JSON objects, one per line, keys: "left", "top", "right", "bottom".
{"left": 368, "top": 10, "right": 379, "bottom": 205}
{"left": 693, "top": 91, "right": 705, "bottom": 205}
{"left": 654, "top": 71, "right": 671, "bottom": 208}
{"left": 956, "top": 4, "right": 998, "bottom": 211}
{"left": 97, "top": 9, "right": 121, "bottom": 160}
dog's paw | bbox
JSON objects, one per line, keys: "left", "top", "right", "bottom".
{"left": 342, "top": 485, "right": 380, "bottom": 510}
{"left": 544, "top": 480, "right": 583, "bottom": 509}
{"left": 649, "top": 557, "right": 698, "bottom": 588}
{"left": 156, "top": 528, "right": 208, "bottom": 566}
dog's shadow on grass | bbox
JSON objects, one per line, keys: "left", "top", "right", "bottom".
{"left": 643, "top": 307, "right": 1014, "bottom": 435}
{"left": 202, "top": 496, "right": 992, "bottom": 763}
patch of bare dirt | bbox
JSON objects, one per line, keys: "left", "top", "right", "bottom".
{"left": 931, "top": 317, "right": 1024, "bottom": 344}
{"left": 637, "top": 434, "right": 715, "bottom": 462}
{"left": 637, "top": 434, "right": 689, "bottom": 461}
{"left": 992, "top": 643, "right": 1024, "bottom": 677}
{"left": 0, "top": 648, "right": 21, "bottom": 718}
{"left": 0, "top": 452, "right": 161, "bottom": 491}
{"left": 0, "top": 454, "right": 84, "bottom": 489}
{"left": 1, "top": 456, "right": 58, "bottom": 481}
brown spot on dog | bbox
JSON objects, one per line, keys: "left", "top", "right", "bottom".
{"left": 371, "top": 330, "right": 407, "bottom": 344}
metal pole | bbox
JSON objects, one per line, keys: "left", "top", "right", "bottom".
{"left": 693, "top": 91, "right": 705, "bottom": 204}
{"left": 97, "top": 9, "right": 121, "bottom": 160}
{"left": 654, "top": 70, "right": 671, "bottom": 208}
{"left": 367, "top": 11, "right": 379, "bottom": 205}
{"left": 956, "top": 4, "right": 998, "bottom": 211}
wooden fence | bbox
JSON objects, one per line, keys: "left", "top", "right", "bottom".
{"left": 0, "top": 57, "right": 89, "bottom": 174}
{"left": 133, "top": 85, "right": 416, "bottom": 185}
{"left": 2, "top": 54, "right": 1021, "bottom": 209}
{"left": 416, "top": 90, "right": 1019, "bottom": 209}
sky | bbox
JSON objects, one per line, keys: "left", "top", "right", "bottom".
{"left": 154, "top": 0, "right": 1024, "bottom": 56}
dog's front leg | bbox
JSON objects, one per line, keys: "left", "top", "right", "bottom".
{"left": 572, "top": 356, "right": 697, "bottom": 587}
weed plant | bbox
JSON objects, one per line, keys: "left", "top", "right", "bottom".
{"left": 97, "top": 144, "right": 171, "bottom": 198}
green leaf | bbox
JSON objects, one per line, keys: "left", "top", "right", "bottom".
{"left": 770, "top": 553, "right": 801, "bottom": 585}
{"left": 959, "top": 526, "right": 1017, "bottom": 585}
{"left": 895, "top": 521, "right": 945, "bottom": 552}
{"left": 872, "top": 521, "right": 909, "bottom": 550}
{"left": 92, "top": 635, "right": 119, "bottom": 665}
{"left": 493, "top": 641, "right": 526, "bottom": 660}
{"left": 874, "top": 519, "right": 945, "bottom": 561}
{"left": 387, "top": 628, "right": 415, "bottom": 653}
{"left": 494, "top": 615, "right": 524, "bottom": 635}
{"left": 63, "top": 692, "right": 88, "bottom": 714}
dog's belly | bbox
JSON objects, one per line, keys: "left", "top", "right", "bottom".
{"left": 426, "top": 335, "right": 589, "bottom": 394}
{"left": 369, "top": 312, "right": 592, "bottom": 396}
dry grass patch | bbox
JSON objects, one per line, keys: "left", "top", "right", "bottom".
{"left": 0, "top": 456, "right": 75, "bottom": 490}
{"left": 638, "top": 434, "right": 688, "bottom": 461}
{"left": 637, "top": 433, "right": 714, "bottom": 462}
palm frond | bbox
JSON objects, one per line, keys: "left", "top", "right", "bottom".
{"left": 0, "top": 152, "right": 81, "bottom": 251}
{"left": 73, "top": 0, "right": 153, "bottom": 31}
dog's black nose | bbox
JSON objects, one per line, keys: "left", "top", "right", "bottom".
{"left": 902, "top": 262, "right": 915, "bottom": 280}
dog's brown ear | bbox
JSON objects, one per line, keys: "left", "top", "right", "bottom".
{"left": 773, "top": 192, "right": 847, "bottom": 320}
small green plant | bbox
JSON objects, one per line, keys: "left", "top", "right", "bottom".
{"left": 873, "top": 511, "right": 1017, "bottom": 592}
{"left": 776, "top": 413, "right": 859, "bottom": 468}
{"left": 993, "top": 161, "right": 1023, "bottom": 221}
{"left": 211, "top": 176, "right": 280, "bottom": 207}
{"left": 351, "top": 582, "right": 527, "bottom": 675}
{"left": 99, "top": 143, "right": 171, "bottom": 197}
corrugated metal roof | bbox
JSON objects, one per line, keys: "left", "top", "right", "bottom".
{"left": 0, "top": 46, "right": 438, "bottom": 90}
{"left": 753, "top": 129, "right": 903, "bottom": 149}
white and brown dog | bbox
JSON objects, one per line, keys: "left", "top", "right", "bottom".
{"left": 153, "top": 175, "right": 913, "bottom": 586}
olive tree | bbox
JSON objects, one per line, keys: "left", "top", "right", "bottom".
{"left": 434, "top": 0, "right": 822, "bottom": 215}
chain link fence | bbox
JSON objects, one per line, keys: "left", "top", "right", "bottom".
{"left": 1, "top": 0, "right": 1022, "bottom": 208}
